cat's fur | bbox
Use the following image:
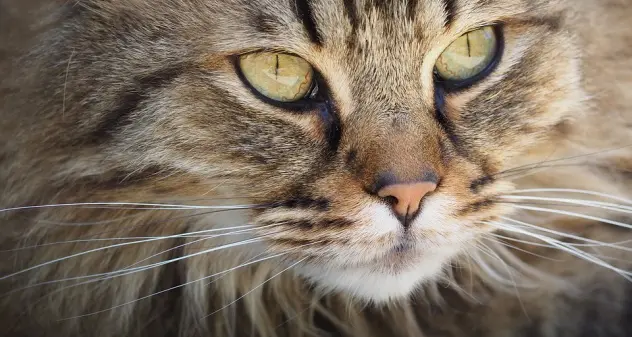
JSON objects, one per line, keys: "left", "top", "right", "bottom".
{"left": 1, "top": 0, "right": 632, "bottom": 336}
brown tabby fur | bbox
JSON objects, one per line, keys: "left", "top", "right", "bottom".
{"left": 1, "top": 0, "right": 632, "bottom": 336}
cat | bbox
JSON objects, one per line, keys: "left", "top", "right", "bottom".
{"left": 1, "top": 0, "right": 632, "bottom": 336}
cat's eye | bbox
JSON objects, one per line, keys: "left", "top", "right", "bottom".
{"left": 434, "top": 26, "right": 500, "bottom": 88}
{"left": 238, "top": 52, "right": 315, "bottom": 103}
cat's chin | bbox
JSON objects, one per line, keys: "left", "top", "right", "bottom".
{"left": 296, "top": 247, "right": 460, "bottom": 303}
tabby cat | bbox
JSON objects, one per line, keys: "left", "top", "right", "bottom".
{"left": 1, "top": 0, "right": 632, "bottom": 336}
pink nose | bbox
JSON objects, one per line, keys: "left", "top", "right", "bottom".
{"left": 377, "top": 182, "right": 437, "bottom": 217}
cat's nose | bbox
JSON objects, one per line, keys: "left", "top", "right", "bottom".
{"left": 377, "top": 178, "right": 437, "bottom": 223}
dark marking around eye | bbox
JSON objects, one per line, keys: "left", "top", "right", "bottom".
{"left": 434, "top": 86, "right": 467, "bottom": 158}
{"left": 294, "top": 0, "right": 323, "bottom": 46}
{"left": 442, "top": 0, "right": 457, "bottom": 27}
{"left": 88, "top": 64, "right": 186, "bottom": 143}
{"left": 320, "top": 100, "right": 342, "bottom": 153}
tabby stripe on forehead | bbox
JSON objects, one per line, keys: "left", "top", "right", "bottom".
{"left": 406, "top": 0, "right": 419, "bottom": 20}
{"left": 442, "top": 0, "right": 457, "bottom": 27}
{"left": 89, "top": 65, "right": 185, "bottom": 142}
{"left": 343, "top": 0, "right": 359, "bottom": 34}
{"left": 293, "top": 0, "right": 323, "bottom": 45}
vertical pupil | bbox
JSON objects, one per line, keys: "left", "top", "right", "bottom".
{"left": 466, "top": 33, "right": 471, "bottom": 57}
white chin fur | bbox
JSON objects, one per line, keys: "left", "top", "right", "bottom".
{"left": 297, "top": 248, "right": 457, "bottom": 303}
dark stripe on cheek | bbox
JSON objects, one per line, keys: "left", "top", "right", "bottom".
{"left": 320, "top": 100, "right": 342, "bottom": 153}
{"left": 294, "top": 0, "right": 323, "bottom": 45}
{"left": 435, "top": 86, "right": 467, "bottom": 158}
{"left": 271, "top": 197, "right": 331, "bottom": 211}
{"left": 88, "top": 64, "right": 186, "bottom": 142}
{"left": 457, "top": 199, "right": 494, "bottom": 216}
{"left": 442, "top": 0, "right": 457, "bottom": 27}
{"left": 470, "top": 175, "right": 495, "bottom": 193}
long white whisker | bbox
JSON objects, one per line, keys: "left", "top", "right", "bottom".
{"left": 0, "top": 224, "right": 278, "bottom": 281}
{"left": 485, "top": 221, "right": 632, "bottom": 281}
{"left": 202, "top": 257, "right": 308, "bottom": 319}
{"left": 1, "top": 224, "right": 256, "bottom": 252}
{"left": 499, "top": 216, "right": 632, "bottom": 252}
{"left": 507, "top": 189, "right": 632, "bottom": 205}
{"left": 469, "top": 242, "right": 517, "bottom": 287}
{"left": 501, "top": 195, "right": 632, "bottom": 213}
{"left": 509, "top": 205, "right": 632, "bottom": 230}
{"left": 496, "top": 144, "right": 632, "bottom": 177}
{"left": 476, "top": 241, "right": 530, "bottom": 316}
{"left": 484, "top": 235, "right": 560, "bottom": 261}
{"left": 0, "top": 202, "right": 262, "bottom": 213}
{"left": 58, "top": 252, "right": 291, "bottom": 320}
{"left": 2, "top": 237, "right": 266, "bottom": 299}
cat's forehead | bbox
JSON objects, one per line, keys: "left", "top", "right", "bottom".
{"left": 206, "top": 0, "right": 529, "bottom": 51}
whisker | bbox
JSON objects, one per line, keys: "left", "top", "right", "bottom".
{"left": 498, "top": 216, "right": 632, "bottom": 252}
{"left": 0, "top": 225, "right": 255, "bottom": 253}
{"left": 494, "top": 144, "right": 632, "bottom": 178}
{"left": 1, "top": 225, "right": 256, "bottom": 252}
{"left": 484, "top": 235, "right": 561, "bottom": 261}
{"left": 497, "top": 163, "right": 593, "bottom": 181}
{"left": 507, "top": 189, "right": 632, "bottom": 205}
{"left": 501, "top": 195, "right": 632, "bottom": 212}
{"left": 73, "top": 208, "right": 259, "bottom": 239}
{"left": 0, "top": 202, "right": 264, "bottom": 213}
{"left": 202, "top": 256, "right": 309, "bottom": 319}
{"left": 0, "top": 224, "right": 279, "bottom": 281}
{"left": 57, "top": 251, "right": 290, "bottom": 320}
{"left": 2, "top": 237, "right": 264, "bottom": 299}
{"left": 510, "top": 205, "right": 632, "bottom": 230}
{"left": 57, "top": 241, "right": 318, "bottom": 320}
{"left": 485, "top": 221, "right": 632, "bottom": 280}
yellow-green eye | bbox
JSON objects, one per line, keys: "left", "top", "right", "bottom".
{"left": 435, "top": 26, "right": 499, "bottom": 84}
{"left": 238, "top": 52, "right": 315, "bottom": 103}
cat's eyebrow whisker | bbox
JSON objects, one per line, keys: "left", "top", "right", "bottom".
{"left": 485, "top": 221, "right": 632, "bottom": 281}
{"left": 201, "top": 256, "right": 309, "bottom": 320}
{"left": 2, "top": 224, "right": 257, "bottom": 252}
{"left": 507, "top": 188, "right": 632, "bottom": 205}
{"left": 0, "top": 202, "right": 266, "bottom": 214}
{"left": 0, "top": 223, "right": 280, "bottom": 281}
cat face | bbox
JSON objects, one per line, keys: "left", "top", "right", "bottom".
{"left": 22, "top": 0, "right": 585, "bottom": 302}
